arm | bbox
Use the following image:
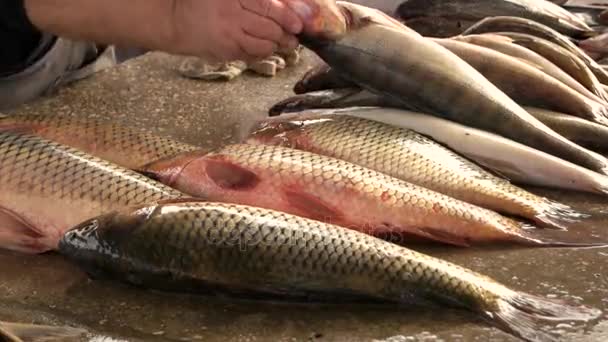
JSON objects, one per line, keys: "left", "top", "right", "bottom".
{"left": 24, "top": 0, "right": 308, "bottom": 62}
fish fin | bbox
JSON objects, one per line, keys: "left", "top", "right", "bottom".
{"left": 0, "top": 207, "right": 48, "bottom": 254}
{"left": 205, "top": 157, "right": 261, "bottom": 190}
{"left": 282, "top": 188, "right": 343, "bottom": 223}
{"left": 137, "top": 150, "right": 209, "bottom": 185}
{"left": 487, "top": 293, "right": 601, "bottom": 342}
{"left": 532, "top": 200, "right": 589, "bottom": 230}
{"left": 516, "top": 223, "right": 608, "bottom": 248}
{"left": 414, "top": 227, "right": 471, "bottom": 247}
{"left": 0, "top": 321, "right": 87, "bottom": 342}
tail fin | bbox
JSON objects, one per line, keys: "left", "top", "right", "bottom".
{"left": 488, "top": 292, "right": 602, "bottom": 342}
{"left": 0, "top": 321, "right": 87, "bottom": 342}
{"left": 516, "top": 222, "right": 608, "bottom": 248}
{"left": 533, "top": 200, "right": 589, "bottom": 230}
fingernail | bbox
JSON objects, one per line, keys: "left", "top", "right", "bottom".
{"left": 289, "top": 0, "right": 313, "bottom": 20}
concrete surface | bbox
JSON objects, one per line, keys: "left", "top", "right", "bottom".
{"left": 1, "top": 48, "right": 608, "bottom": 341}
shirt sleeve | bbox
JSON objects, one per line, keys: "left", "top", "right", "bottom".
{"left": 0, "top": 0, "right": 48, "bottom": 76}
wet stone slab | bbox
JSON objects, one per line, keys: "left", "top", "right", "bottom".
{"left": 1, "top": 50, "right": 608, "bottom": 342}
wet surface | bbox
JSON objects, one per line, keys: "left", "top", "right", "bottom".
{"left": 2, "top": 48, "right": 608, "bottom": 341}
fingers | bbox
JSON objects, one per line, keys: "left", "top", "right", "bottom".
{"left": 240, "top": 0, "right": 303, "bottom": 34}
{"left": 236, "top": 31, "right": 277, "bottom": 61}
{"left": 240, "top": 11, "right": 298, "bottom": 51}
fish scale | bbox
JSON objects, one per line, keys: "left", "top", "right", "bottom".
{"left": 0, "top": 131, "right": 184, "bottom": 254}
{"left": 0, "top": 114, "right": 198, "bottom": 169}
{"left": 248, "top": 116, "right": 582, "bottom": 229}
{"left": 59, "top": 201, "right": 601, "bottom": 342}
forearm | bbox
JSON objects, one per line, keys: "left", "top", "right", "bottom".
{"left": 24, "top": 0, "right": 178, "bottom": 51}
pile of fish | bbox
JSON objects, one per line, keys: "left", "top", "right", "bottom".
{"left": 2, "top": 1, "right": 608, "bottom": 341}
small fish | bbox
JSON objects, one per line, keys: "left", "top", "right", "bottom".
{"left": 461, "top": 16, "right": 608, "bottom": 84}
{"left": 0, "top": 321, "right": 87, "bottom": 342}
{"left": 526, "top": 106, "right": 608, "bottom": 152}
{"left": 433, "top": 38, "right": 608, "bottom": 124}
{"left": 452, "top": 34, "right": 608, "bottom": 104}
{"left": 58, "top": 201, "right": 603, "bottom": 342}
{"left": 247, "top": 115, "right": 584, "bottom": 229}
{"left": 0, "top": 130, "right": 185, "bottom": 254}
{"left": 298, "top": 3, "right": 608, "bottom": 175}
{"left": 396, "top": 0, "right": 594, "bottom": 38}
{"left": 490, "top": 32, "right": 608, "bottom": 102}
{"left": 141, "top": 143, "right": 599, "bottom": 247}
{"left": 293, "top": 63, "right": 353, "bottom": 95}
{"left": 579, "top": 32, "right": 608, "bottom": 59}
{"left": 266, "top": 107, "right": 608, "bottom": 196}
{"left": 0, "top": 113, "right": 199, "bottom": 170}
{"left": 270, "top": 88, "right": 392, "bottom": 115}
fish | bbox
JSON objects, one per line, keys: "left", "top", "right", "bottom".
{"left": 0, "top": 130, "right": 185, "bottom": 254}
{"left": 246, "top": 115, "right": 584, "bottom": 229}
{"left": 0, "top": 321, "right": 87, "bottom": 342}
{"left": 579, "top": 32, "right": 608, "bottom": 59}
{"left": 395, "top": 0, "right": 594, "bottom": 38}
{"left": 490, "top": 32, "right": 608, "bottom": 102}
{"left": 297, "top": 3, "right": 608, "bottom": 176}
{"left": 432, "top": 38, "right": 608, "bottom": 124}
{"left": 270, "top": 88, "right": 393, "bottom": 115}
{"left": 58, "top": 200, "right": 603, "bottom": 342}
{"left": 266, "top": 107, "right": 608, "bottom": 196}
{"left": 293, "top": 63, "right": 354, "bottom": 95}
{"left": 403, "top": 16, "right": 478, "bottom": 38}
{"left": 0, "top": 113, "right": 199, "bottom": 170}
{"left": 460, "top": 16, "right": 608, "bottom": 84}
{"left": 451, "top": 34, "right": 608, "bottom": 104}
{"left": 140, "top": 142, "right": 602, "bottom": 247}
{"left": 526, "top": 106, "right": 608, "bottom": 152}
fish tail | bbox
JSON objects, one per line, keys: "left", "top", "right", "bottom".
{"left": 533, "top": 200, "right": 589, "bottom": 230}
{"left": 488, "top": 292, "right": 602, "bottom": 342}
{"left": 0, "top": 321, "right": 87, "bottom": 342}
{"left": 514, "top": 222, "right": 608, "bottom": 248}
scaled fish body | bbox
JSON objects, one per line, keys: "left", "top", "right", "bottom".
{"left": 526, "top": 106, "right": 608, "bottom": 152}
{"left": 58, "top": 201, "right": 602, "bottom": 342}
{"left": 266, "top": 108, "right": 608, "bottom": 196}
{"left": 433, "top": 38, "right": 608, "bottom": 124}
{"left": 461, "top": 16, "right": 608, "bottom": 84}
{"left": 247, "top": 115, "right": 583, "bottom": 229}
{"left": 0, "top": 131, "right": 184, "bottom": 254}
{"left": 299, "top": 7, "right": 608, "bottom": 175}
{"left": 396, "top": 0, "right": 594, "bottom": 37}
{"left": 142, "top": 143, "right": 593, "bottom": 247}
{"left": 0, "top": 113, "right": 199, "bottom": 169}
{"left": 492, "top": 32, "right": 608, "bottom": 102}
{"left": 451, "top": 34, "right": 607, "bottom": 104}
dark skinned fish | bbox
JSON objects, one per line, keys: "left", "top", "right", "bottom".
{"left": 526, "top": 106, "right": 608, "bottom": 152}
{"left": 58, "top": 201, "right": 603, "bottom": 342}
{"left": 0, "top": 113, "right": 199, "bottom": 169}
{"left": 461, "top": 16, "right": 608, "bottom": 84}
{"left": 490, "top": 32, "right": 608, "bottom": 102}
{"left": 246, "top": 115, "right": 584, "bottom": 229}
{"left": 432, "top": 38, "right": 608, "bottom": 124}
{"left": 452, "top": 34, "right": 607, "bottom": 104}
{"left": 396, "top": 0, "right": 594, "bottom": 38}
{"left": 297, "top": 3, "right": 608, "bottom": 175}
{"left": 0, "top": 130, "right": 185, "bottom": 254}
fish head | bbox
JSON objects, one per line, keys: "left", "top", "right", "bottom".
{"left": 59, "top": 206, "right": 155, "bottom": 277}
{"left": 336, "top": 1, "right": 412, "bottom": 32}
{"left": 290, "top": 0, "right": 347, "bottom": 42}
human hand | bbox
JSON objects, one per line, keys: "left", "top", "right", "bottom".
{"left": 171, "top": 0, "right": 311, "bottom": 62}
